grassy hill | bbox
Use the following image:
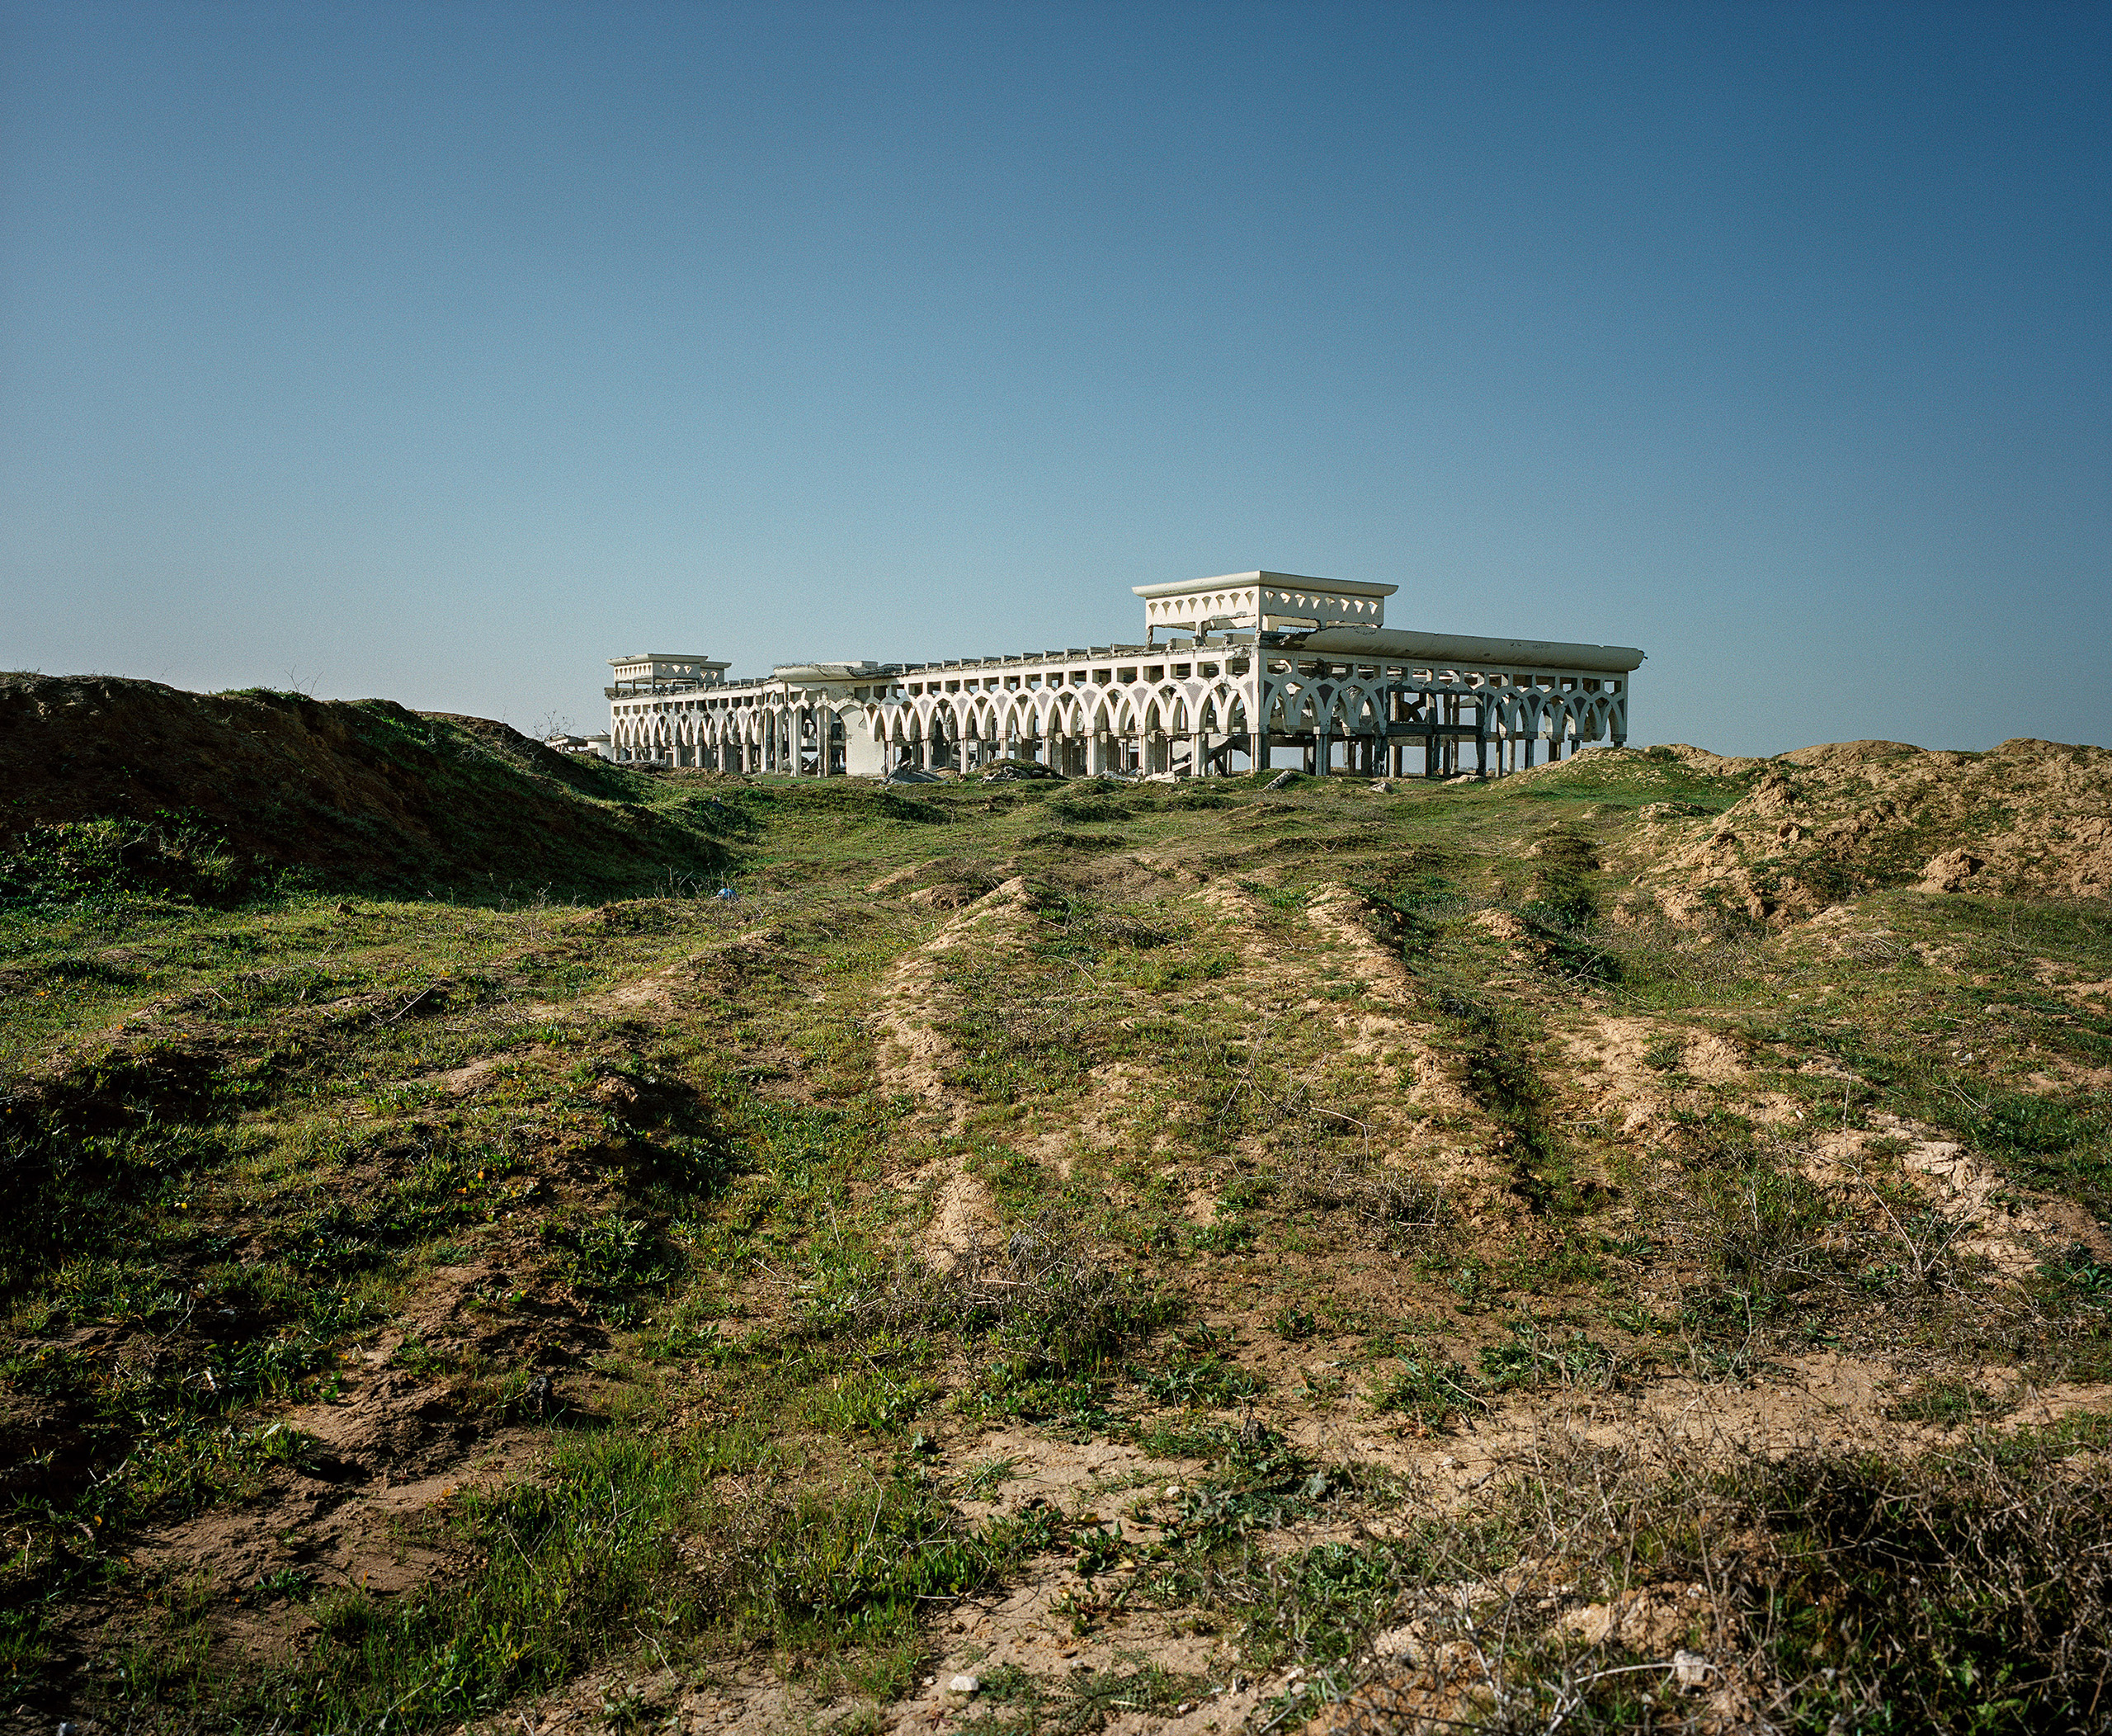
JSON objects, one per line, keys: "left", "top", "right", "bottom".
{"left": 2, "top": 734, "right": 2108, "bottom": 1735}
{"left": 0, "top": 673, "right": 732, "bottom": 902}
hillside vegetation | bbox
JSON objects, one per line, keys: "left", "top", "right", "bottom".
{"left": 0, "top": 673, "right": 732, "bottom": 901}
{"left": 2, "top": 705, "right": 2110, "bottom": 1736}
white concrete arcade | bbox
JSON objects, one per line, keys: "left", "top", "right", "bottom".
{"left": 603, "top": 572, "right": 1644, "bottom": 781}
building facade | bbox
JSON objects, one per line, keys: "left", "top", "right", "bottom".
{"left": 603, "top": 572, "right": 1643, "bottom": 780}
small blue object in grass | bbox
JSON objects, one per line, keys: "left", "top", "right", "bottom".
{"left": 714, "top": 886, "right": 738, "bottom": 900}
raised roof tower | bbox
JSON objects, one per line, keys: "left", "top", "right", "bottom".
{"left": 606, "top": 653, "right": 729, "bottom": 694}
{"left": 1133, "top": 571, "right": 1396, "bottom": 640}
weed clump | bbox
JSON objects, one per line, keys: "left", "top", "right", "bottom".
{"left": 938, "top": 962, "right": 1096, "bottom": 1099}
{"left": 1285, "top": 1158, "right": 1451, "bottom": 1249}
{"left": 794, "top": 1219, "right": 1181, "bottom": 1427}
{"left": 1366, "top": 1352, "right": 1480, "bottom": 1427}
{"left": 0, "top": 812, "right": 257, "bottom": 908}
{"left": 1747, "top": 1431, "right": 2112, "bottom": 1731}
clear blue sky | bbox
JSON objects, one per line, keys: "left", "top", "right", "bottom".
{"left": 4, "top": 2, "right": 2106, "bottom": 754}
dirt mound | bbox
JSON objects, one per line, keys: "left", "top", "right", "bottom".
{"left": 0, "top": 673, "right": 728, "bottom": 899}
{"left": 1636, "top": 735, "right": 2112, "bottom": 923}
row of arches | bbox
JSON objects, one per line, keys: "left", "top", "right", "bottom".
{"left": 863, "top": 683, "right": 1256, "bottom": 775}
{"left": 611, "top": 703, "right": 844, "bottom": 775}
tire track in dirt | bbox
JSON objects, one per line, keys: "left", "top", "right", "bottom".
{"left": 1553, "top": 1014, "right": 2101, "bottom": 1270}
{"left": 870, "top": 877, "right": 1036, "bottom": 1267}
{"left": 516, "top": 920, "right": 794, "bottom": 1026}
{"left": 1193, "top": 873, "right": 1454, "bottom": 1097}
{"left": 1303, "top": 885, "right": 1473, "bottom": 1119}
{"left": 872, "top": 878, "right": 1033, "bottom": 1116}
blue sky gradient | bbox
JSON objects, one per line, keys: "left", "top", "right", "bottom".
{"left": 4, "top": 2, "right": 2107, "bottom": 752}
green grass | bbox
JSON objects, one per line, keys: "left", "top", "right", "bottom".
{"left": 7, "top": 736, "right": 2112, "bottom": 1734}
{"left": 229, "top": 1423, "right": 1054, "bottom": 1725}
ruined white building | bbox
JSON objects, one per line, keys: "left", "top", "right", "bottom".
{"left": 604, "top": 573, "right": 1643, "bottom": 780}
